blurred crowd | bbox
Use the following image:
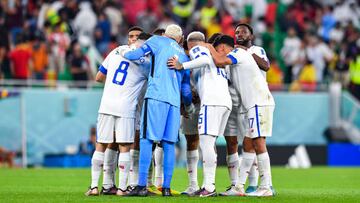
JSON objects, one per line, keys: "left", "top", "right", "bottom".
{"left": 0, "top": 0, "right": 359, "bottom": 92}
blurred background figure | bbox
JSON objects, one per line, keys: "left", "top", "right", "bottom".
{"left": 69, "top": 42, "right": 92, "bottom": 87}
{"left": 0, "top": 147, "right": 16, "bottom": 168}
{"left": 78, "top": 126, "right": 96, "bottom": 156}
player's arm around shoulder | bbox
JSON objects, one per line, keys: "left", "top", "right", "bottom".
{"left": 249, "top": 46, "right": 270, "bottom": 72}
{"left": 202, "top": 42, "right": 233, "bottom": 67}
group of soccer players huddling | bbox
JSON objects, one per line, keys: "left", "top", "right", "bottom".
{"left": 85, "top": 22, "right": 275, "bottom": 198}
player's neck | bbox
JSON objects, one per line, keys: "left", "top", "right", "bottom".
{"left": 245, "top": 42, "right": 252, "bottom": 48}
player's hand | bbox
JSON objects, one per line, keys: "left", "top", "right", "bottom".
{"left": 167, "top": 56, "right": 183, "bottom": 70}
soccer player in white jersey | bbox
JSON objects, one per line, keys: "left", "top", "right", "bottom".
{"left": 99, "top": 26, "right": 144, "bottom": 195}
{"left": 204, "top": 34, "right": 276, "bottom": 197}
{"left": 167, "top": 31, "right": 232, "bottom": 197}
{"left": 85, "top": 32, "right": 151, "bottom": 196}
{"left": 179, "top": 33, "right": 223, "bottom": 196}
{"left": 221, "top": 23, "right": 271, "bottom": 196}
{"left": 235, "top": 23, "right": 271, "bottom": 194}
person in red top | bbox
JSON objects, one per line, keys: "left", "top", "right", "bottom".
{"left": 8, "top": 35, "right": 33, "bottom": 80}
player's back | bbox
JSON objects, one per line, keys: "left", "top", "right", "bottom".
{"left": 228, "top": 48, "right": 274, "bottom": 110}
{"left": 142, "top": 35, "right": 189, "bottom": 107}
{"left": 99, "top": 46, "right": 149, "bottom": 118}
{"left": 189, "top": 45, "right": 232, "bottom": 109}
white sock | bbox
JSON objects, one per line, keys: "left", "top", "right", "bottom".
{"left": 154, "top": 146, "right": 163, "bottom": 187}
{"left": 248, "top": 158, "right": 259, "bottom": 187}
{"left": 147, "top": 159, "right": 154, "bottom": 186}
{"left": 226, "top": 153, "right": 239, "bottom": 186}
{"left": 129, "top": 149, "right": 139, "bottom": 186}
{"left": 238, "top": 152, "right": 256, "bottom": 185}
{"left": 257, "top": 152, "right": 272, "bottom": 188}
{"left": 91, "top": 151, "right": 104, "bottom": 188}
{"left": 118, "top": 152, "right": 130, "bottom": 191}
{"left": 103, "top": 148, "right": 118, "bottom": 189}
{"left": 199, "top": 135, "right": 217, "bottom": 192}
{"left": 186, "top": 150, "right": 199, "bottom": 188}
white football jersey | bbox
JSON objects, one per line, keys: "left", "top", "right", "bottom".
{"left": 227, "top": 48, "right": 275, "bottom": 110}
{"left": 248, "top": 45, "right": 269, "bottom": 78}
{"left": 186, "top": 45, "right": 232, "bottom": 109}
{"left": 98, "top": 45, "right": 149, "bottom": 118}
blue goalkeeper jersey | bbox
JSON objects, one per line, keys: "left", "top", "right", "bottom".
{"left": 125, "top": 35, "right": 191, "bottom": 107}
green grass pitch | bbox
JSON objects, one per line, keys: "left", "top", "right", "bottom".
{"left": 0, "top": 167, "right": 359, "bottom": 202}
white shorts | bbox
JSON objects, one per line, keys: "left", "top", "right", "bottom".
{"left": 198, "top": 105, "right": 231, "bottom": 136}
{"left": 97, "top": 113, "right": 135, "bottom": 143}
{"left": 246, "top": 105, "right": 274, "bottom": 139}
{"left": 224, "top": 105, "right": 248, "bottom": 138}
{"left": 180, "top": 103, "right": 201, "bottom": 135}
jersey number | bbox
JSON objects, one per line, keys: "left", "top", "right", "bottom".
{"left": 112, "top": 61, "right": 129, "bottom": 86}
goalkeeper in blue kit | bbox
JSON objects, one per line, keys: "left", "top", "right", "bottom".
{"left": 123, "top": 24, "right": 193, "bottom": 197}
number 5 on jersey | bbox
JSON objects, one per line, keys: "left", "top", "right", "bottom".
{"left": 113, "top": 61, "right": 129, "bottom": 86}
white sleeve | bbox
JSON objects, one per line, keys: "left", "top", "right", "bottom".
{"left": 183, "top": 55, "right": 211, "bottom": 70}
{"left": 183, "top": 46, "right": 212, "bottom": 69}
{"left": 227, "top": 48, "right": 245, "bottom": 65}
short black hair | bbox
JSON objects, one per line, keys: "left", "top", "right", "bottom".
{"left": 128, "top": 26, "right": 143, "bottom": 33}
{"left": 152, "top": 28, "right": 166, "bottom": 36}
{"left": 207, "top": 32, "right": 222, "bottom": 44}
{"left": 183, "top": 40, "right": 188, "bottom": 51}
{"left": 235, "top": 23, "right": 253, "bottom": 35}
{"left": 138, "top": 32, "right": 152, "bottom": 41}
{"left": 213, "top": 35, "right": 234, "bottom": 48}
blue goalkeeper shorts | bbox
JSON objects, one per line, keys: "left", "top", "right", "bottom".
{"left": 140, "top": 98, "right": 180, "bottom": 143}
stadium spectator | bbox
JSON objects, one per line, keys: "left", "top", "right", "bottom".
{"left": 94, "top": 12, "right": 111, "bottom": 55}
{"left": 8, "top": 35, "right": 33, "bottom": 80}
{"left": 73, "top": 1, "right": 97, "bottom": 39}
{"left": 30, "top": 33, "right": 49, "bottom": 80}
{"left": 136, "top": 8, "right": 158, "bottom": 33}
{"left": 172, "top": 0, "right": 196, "bottom": 28}
{"left": 305, "top": 34, "right": 334, "bottom": 83}
{"left": 281, "top": 27, "right": 302, "bottom": 83}
{"left": 47, "top": 22, "right": 71, "bottom": 76}
{"left": 0, "top": 0, "right": 357, "bottom": 92}
{"left": 298, "top": 58, "right": 318, "bottom": 92}
{"left": 69, "top": 42, "right": 92, "bottom": 84}
{"left": 103, "top": 2, "right": 123, "bottom": 37}
{"left": 79, "top": 35, "right": 103, "bottom": 78}
{"left": 349, "top": 55, "right": 360, "bottom": 100}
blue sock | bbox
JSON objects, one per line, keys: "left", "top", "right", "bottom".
{"left": 138, "top": 138, "right": 153, "bottom": 187}
{"left": 162, "top": 140, "right": 175, "bottom": 188}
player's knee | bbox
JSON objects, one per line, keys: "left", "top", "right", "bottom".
{"left": 253, "top": 138, "right": 267, "bottom": 153}
{"left": 95, "top": 143, "right": 107, "bottom": 152}
{"left": 225, "top": 137, "right": 238, "bottom": 154}
{"left": 185, "top": 134, "right": 199, "bottom": 150}
{"left": 107, "top": 142, "right": 118, "bottom": 150}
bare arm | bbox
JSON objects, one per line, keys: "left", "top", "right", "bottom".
{"left": 203, "top": 43, "right": 233, "bottom": 67}
{"left": 95, "top": 71, "right": 106, "bottom": 83}
{"left": 236, "top": 44, "right": 270, "bottom": 71}
{"left": 252, "top": 54, "right": 270, "bottom": 72}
